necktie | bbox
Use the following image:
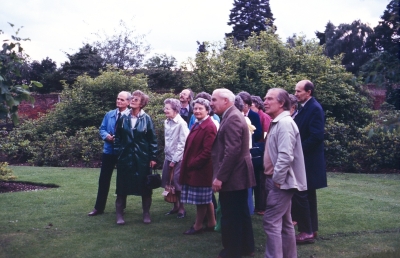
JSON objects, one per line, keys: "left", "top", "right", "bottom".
{"left": 115, "top": 112, "right": 121, "bottom": 133}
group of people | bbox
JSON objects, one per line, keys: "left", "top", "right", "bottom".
{"left": 87, "top": 80, "right": 327, "bottom": 258}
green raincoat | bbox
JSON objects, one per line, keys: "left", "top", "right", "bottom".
{"left": 114, "top": 111, "right": 158, "bottom": 196}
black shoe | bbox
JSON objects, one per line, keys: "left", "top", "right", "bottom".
{"left": 183, "top": 226, "right": 203, "bottom": 235}
{"left": 88, "top": 209, "right": 104, "bottom": 216}
{"left": 164, "top": 209, "right": 179, "bottom": 216}
{"left": 177, "top": 211, "right": 186, "bottom": 219}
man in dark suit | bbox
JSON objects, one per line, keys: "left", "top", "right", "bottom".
{"left": 179, "top": 89, "right": 193, "bottom": 125}
{"left": 292, "top": 80, "right": 327, "bottom": 244}
{"left": 210, "top": 88, "right": 256, "bottom": 258}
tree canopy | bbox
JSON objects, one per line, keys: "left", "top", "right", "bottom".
{"left": 61, "top": 44, "right": 104, "bottom": 85}
{"left": 226, "top": 0, "right": 275, "bottom": 41}
{"left": 316, "top": 20, "right": 374, "bottom": 74}
{"left": 92, "top": 20, "right": 150, "bottom": 69}
{"left": 185, "top": 31, "right": 372, "bottom": 129}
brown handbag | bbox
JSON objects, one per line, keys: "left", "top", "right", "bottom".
{"left": 162, "top": 167, "right": 178, "bottom": 203}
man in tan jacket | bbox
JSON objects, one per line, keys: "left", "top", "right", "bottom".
{"left": 263, "top": 88, "right": 307, "bottom": 258}
{"left": 211, "top": 88, "right": 256, "bottom": 258}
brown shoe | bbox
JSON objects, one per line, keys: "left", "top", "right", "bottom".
{"left": 296, "top": 232, "right": 315, "bottom": 244}
{"left": 88, "top": 209, "right": 103, "bottom": 216}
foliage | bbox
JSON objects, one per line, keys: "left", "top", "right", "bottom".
{"left": 226, "top": 0, "right": 275, "bottom": 41}
{"left": 92, "top": 20, "right": 150, "bottom": 69}
{"left": 325, "top": 110, "right": 400, "bottom": 172}
{"left": 0, "top": 23, "right": 42, "bottom": 125}
{"left": 140, "top": 53, "right": 187, "bottom": 92}
{"left": 185, "top": 31, "right": 373, "bottom": 129}
{"left": 316, "top": 20, "right": 374, "bottom": 74}
{"left": 29, "top": 57, "right": 63, "bottom": 93}
{"left": 0, "top": 162, "right": 16, "bottom": 181}
{"left": 29, "top": 127, "right": 103, "bottom": 167}
{"left": 61, "top": 44, "right": 105, "bottom": 85}
{"left": 0, "top": 69, "right": 176, "bottom": 166}
{"left": 368, "top": 0, "right": 400, "bottom": 56}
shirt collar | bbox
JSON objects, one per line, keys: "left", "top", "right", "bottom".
{"left": 271, "top": 111, "right": 291, "bottom": 123}
{"left": 195, "top": 115, "right": 209, "bottom": 124}
{"left": 301, "top": 97, "right": 312, "bottom": 107}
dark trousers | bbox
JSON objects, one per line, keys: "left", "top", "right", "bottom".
{"left": 219, "top": 189, "right": 255, "bottom": 258}
{"left": 291, "top": 189, "right": 318, "bottom": 233}
{"left": 94, "top": 153, "right": 118, "bottom": 212}
{"left": 253, "top": 168, "right": 266, "bottom": 211}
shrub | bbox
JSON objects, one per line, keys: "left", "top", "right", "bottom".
{"left": 0, "top": 69, "right": 177, "bottom": 167}
{"left": 0, "top": 162, "right": 16, "bottom": 181}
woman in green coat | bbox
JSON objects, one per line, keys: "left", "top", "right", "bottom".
{"left": 114, "top": 90, "right": 158, "bottom": 225}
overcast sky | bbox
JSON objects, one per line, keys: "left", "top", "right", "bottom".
{"left": 0, "top": 0, "right": 390, "bottom": 67}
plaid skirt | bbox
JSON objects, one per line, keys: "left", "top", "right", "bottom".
{"left": 181, "top": 184, "right": 213, "bottom": 205}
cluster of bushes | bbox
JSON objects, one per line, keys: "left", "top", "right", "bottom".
{"left": 325, "top": 108, "right": 400, "bottom": 172}
{"left": 1, "top": 32, "right": 399, "bottom": 173}
{"left": 0, "top": 70, "right": 174, "bottom": 167}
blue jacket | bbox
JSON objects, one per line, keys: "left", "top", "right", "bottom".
{"left": 99, "top": 109, "right": 119, "bottom": 154}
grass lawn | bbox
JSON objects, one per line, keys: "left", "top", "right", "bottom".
{"left": 1, "top": 167, "right": 399, "bottom": 258}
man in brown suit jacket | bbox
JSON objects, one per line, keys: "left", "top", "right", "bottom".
{"left": 211, "top": 88, "right": 256, "bottom": 258}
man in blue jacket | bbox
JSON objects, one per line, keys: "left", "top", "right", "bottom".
{"left": 88, "top": 91, "right": 131, "bottom": 216}
{"left": 292, "top": 80, "right": 327, "bottom": 243}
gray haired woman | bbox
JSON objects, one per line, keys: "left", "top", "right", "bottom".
{"left": 162, "top": 98, "right": 189, "bottom": 218}
{"left": 179, "top": 98, "right": 217, "bottom": 234}
{"left": 289, "top": 94, "right": 298, "bottom": 117}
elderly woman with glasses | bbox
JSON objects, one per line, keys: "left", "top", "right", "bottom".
{"left": 179, "top": 98, "right": 217, "bottom": 234}
{"left": 162, "top": 98, "right": 190, "bottom": 219}
{"left": 113, "top": 90, "right": 158, "bottom": 225}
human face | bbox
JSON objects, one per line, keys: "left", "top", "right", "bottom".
{"left": 242, "top": 102, "right": 250, "bottom": 114}
{"left": 116, "top": 93, "right": 130, "bottom": 111}
{"left": 295, "top": 82, "right": 311, "bottom": 104}
{"left": 193, "top": 103, "right": 208, "bottom": 120}
{"left": 210, "top": 91, "right": 227, "bottom": 116}
{"left": 164, "top": 103, "right": 177, "bottom": 119}
{"left": 264, "top": 90, "right": 283, "bottom": 119}
{"left": 250, "top": 103, "right": 258, "bottom": 113}
{"left": 130, "top": 95, "right": 142, "bottom": 110}
{"left": 179, "top": 89, "right": 191, "bottom": 104}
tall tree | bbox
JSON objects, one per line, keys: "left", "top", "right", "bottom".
{"left": 316, "top": 20, "right": 374, "bottom": 74}
{"left": 30, "top": 58, "right": 63, "bottom": 93}
{"left": 142, "top": 53, "right": 186, "bottom": 91}
{"left": 226, "top": 0, "right": 275, "bottom": 41}
{"left": 92, "top": 20, "right": 150, "bottom": 69}
{"left": 368, "top": 0, "right": 400, "bottom": 57}
{"left": 61, "top": 44, "right": 104, "bottom": 85}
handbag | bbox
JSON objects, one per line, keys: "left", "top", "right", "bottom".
{"left": 146, "top": 167, "right": 162, "bottom": 189}
{"left": 162, "top": 167, "right": 178, "bottom": 203}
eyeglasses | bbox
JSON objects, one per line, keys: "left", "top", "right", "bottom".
{"left": 131, "top": 98, "right": 140, "bottom": 102}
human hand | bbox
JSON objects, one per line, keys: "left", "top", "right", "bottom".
{"left": 169, "top": 162, "right": 175, "bottom": 168}
{"left": 106, "top": 134, "right": 114, "bottom": 142}
{"left": 150, "top": 161, "right": 157, "bottom": 168}
{"left": 212, "top": 179, "right": 222, "bottom": 192}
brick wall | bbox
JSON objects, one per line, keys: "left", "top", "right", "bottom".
{"left": 18, "top": 94, "right": 60, "bottom": 119}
